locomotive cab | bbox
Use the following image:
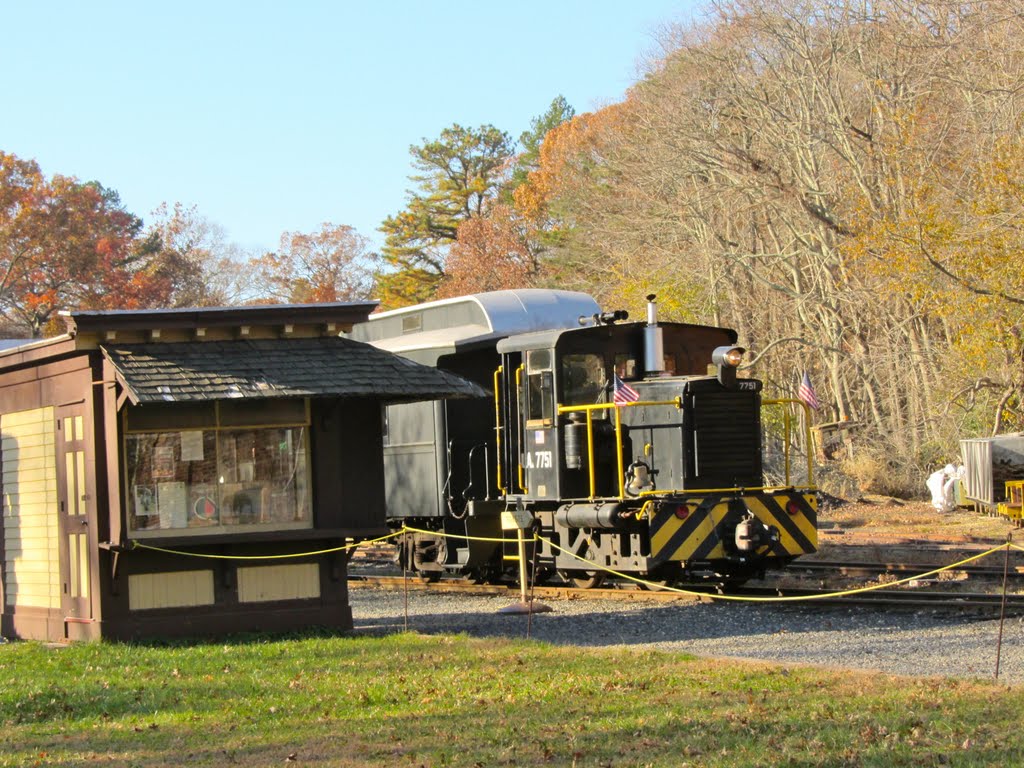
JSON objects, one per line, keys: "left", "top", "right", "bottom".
{"left": 497, "top": 311, "right": 746, "bottom": 504}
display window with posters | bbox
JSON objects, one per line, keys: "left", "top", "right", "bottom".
{"left": 123, "top": 399, "right": 311, "bottom": 537}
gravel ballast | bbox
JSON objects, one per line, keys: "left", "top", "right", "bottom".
{"left": 350, "top": 587, "right": 1024, "bottom": 684}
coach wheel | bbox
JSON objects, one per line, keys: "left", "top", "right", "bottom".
{"left": 397, "top": 534, "right": 445, "bottom": 582}
{"left": 559, "top": 569, "right": 605, "bottom": 589}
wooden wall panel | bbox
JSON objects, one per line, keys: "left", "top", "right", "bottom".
{"left": 237, "top": 563, "right": 320, "bottom": 603}
{"left": 128, "top": 570, "right": 215, "bottom": 610}
{"left": 1, "top": 407, "right": 59, "bottom": 609}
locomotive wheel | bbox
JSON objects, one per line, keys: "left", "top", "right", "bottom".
{"left": 714, "top": 568, "right": 759, "bottom": 591}
{"left": 559, "top": 569, "right": 605, "bottom": 589}
{"left": 717, "top": 577, "right": 748, "bottom": 590}
{"left": 640, "top": 564, "right": 682, "bottom": 591}
{"left": 529, "top": 567, "right": 555, "bottom": 587}
{"left": 639, "top": 578, "right": 671, "bottom": 591}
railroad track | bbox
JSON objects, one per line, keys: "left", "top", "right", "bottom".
{"left": 352, "top": 555, "right": 1024, "bottom": 588}
{"left": 726, "top": 584, "right": 1024, "bottom": 613}
{"left": 793, "top": 559, "right": 1024, "bottom": 580}
{"left": 349, "top": 573, "right": 1024, "bottom": 615}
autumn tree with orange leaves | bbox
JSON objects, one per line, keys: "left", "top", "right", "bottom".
{"left": 254, "top": 223, "right": 374, "bottom": 304}
{"left": 436, "top": 204, "right": 543, "bottom": 299}
{"left": 0, "top": 152, "right": 175, "bottom": 337}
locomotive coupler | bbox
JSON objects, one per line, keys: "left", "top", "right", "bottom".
{"left": 734, "top": 512, "right": 779, "bottom": 553}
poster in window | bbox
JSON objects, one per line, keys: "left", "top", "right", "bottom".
{"left": 153, "top": 445, "right": 176, "bottom": 479}
{"left": 157, "top": 481, "right": 188, "bottom": 529}
{"left": 180, "top": 431, "right": 204, "bottom": 461}
{"left": 189, "top": 484, "right": 218, "bottom": 526}
{"left": 134, "top": 485, "right": 157, "bottom": 516}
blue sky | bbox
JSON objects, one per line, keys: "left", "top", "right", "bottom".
{"left": 4, "top": 1, "right": 697, "bottom": 254}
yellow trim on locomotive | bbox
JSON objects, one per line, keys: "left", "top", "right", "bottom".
{"left": 494, "top": 365, "right": 505, "bottom": 494}
{"left": 514, "top": 364, "right": 527, "bottom": 494}
{"left": 557, "top": 397, "right": 817, "bottom": 501}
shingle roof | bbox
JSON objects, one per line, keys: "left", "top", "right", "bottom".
{"left": 101, "top": 337, "right": 488, "bottom": 404}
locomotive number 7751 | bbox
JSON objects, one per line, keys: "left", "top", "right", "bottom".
{"left": 525, "top": 450, "right": 553, "bottom": 469}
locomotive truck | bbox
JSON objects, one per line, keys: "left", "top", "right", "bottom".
{"left": 347, "top": 289, "right": 817, "bottom": 587}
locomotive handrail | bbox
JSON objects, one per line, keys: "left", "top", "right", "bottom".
{"left": 557, "top": 399, "right": 684, "bottom": 499}
{"left": 557, "top": 397, "right": 816, "bottom": 500}
{"left": 515, "top": 364, "right": 528, "bottom": 493}
{"left": 556, "top": 399, "right": 683, "bottom": 414}
{"left": 636, "top": 483, "right": 816, "bottom": 498}
{"left": 462, "top": 443, "right": 491, "bottom": 501}
{"left": 762, "top": 398, "right": 816, "bottom": 487}
{"left": 493, "top": 366, "right": 506, "bottom": 494}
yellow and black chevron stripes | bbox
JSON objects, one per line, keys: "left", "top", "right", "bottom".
{"left": 747, "top": 493, "right": 817, "bottom": 554}
{"left": 650, "top": 497, "right": 726, "bottom": 562}
{"left": 649, "top": 491, "right": 817, "bottom": 564}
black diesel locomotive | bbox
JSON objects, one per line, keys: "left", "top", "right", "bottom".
{"left": 348, "top": 289, "right": 817, "bottom": 587}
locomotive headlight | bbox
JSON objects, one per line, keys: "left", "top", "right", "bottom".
{"left": 712, "top": 346, "right": 745, "bottom": 368}
{"left": 712, "top": 346, "right": 745, "bottom": 390}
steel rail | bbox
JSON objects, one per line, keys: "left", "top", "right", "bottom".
{"left": 349, "top": 573, "right": 1024, "bottom": 613}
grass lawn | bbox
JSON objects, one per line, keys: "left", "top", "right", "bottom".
{"left": 1, "top": 631, "right": 1022, "bottom": 767}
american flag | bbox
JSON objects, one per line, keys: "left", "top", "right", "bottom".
{"left": 798, "top": 371, "right": 820, "bottom": 411}
{"left": 613, "top": 373, "right": 640, "bottom": 405}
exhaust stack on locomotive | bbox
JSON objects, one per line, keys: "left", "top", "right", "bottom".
{"left": 644, "top": 294, "right": 665, "bottom": 376}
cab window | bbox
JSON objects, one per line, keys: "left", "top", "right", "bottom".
{"left": 525, "top": 349, "right": 554, "bottom": 426}
{"left": 615, "top": 354, "right": 637, "bottom": 379}
{"left": 561, "top": 353, "right": 606, "bottom": 406}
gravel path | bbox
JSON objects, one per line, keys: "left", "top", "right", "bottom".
{"left": 350, "top": 587, "right": 1024, "bottom": 684}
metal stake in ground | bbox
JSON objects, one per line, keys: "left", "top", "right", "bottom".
{"left": 403, "top": 531, "right": 411, "bottom": 632}
{"left": 995, "top": 532, "right": 1012, "bottom": 680}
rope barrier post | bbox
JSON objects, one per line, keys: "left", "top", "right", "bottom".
{"left": 995, "top": 532, "right": 1012, "bottom": 681}
{"left": 498, "top": 505, "right": 552, "bottom": 617}
{"left": 517, "top": 527, "right": 529, "bottom": 604}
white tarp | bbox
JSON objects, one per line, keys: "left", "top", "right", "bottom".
{"left": 926, "top": 464, "right": 963, "bottom": 513}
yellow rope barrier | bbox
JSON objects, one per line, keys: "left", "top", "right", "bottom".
{"left": 539, "top": 535, "right": 1012, "bottom": 602}
{"left": 126, "top": 523, "right": 1016, "bottom": 604}
{"left": 131, "top": 529, "right": 406, "bottom": 560}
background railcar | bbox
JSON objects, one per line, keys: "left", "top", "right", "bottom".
{"left": 348, "top": 289, "right": 817, "bottom": 587}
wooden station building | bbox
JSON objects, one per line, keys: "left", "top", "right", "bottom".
{"left": 0, "top": 303, "right": 482, "bottom": 642}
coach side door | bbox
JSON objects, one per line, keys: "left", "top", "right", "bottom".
{"left": 56, "top": 405, "right": 93, "bottom": 633}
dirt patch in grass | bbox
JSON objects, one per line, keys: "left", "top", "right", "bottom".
{"left": 819, "top": 496, "right": 1012, "bottom": 546}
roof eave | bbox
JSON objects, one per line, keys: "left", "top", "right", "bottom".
{"left": 63, "top": 301, "right": 379, "bottom": 336}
